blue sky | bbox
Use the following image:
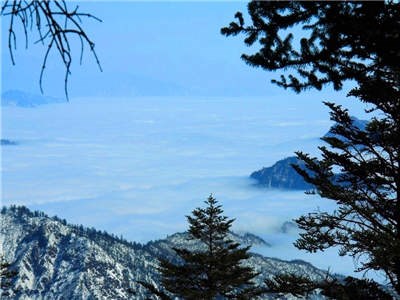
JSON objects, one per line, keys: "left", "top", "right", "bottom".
{"left": 2, "top": 1, "right": 289, "bottom": 98}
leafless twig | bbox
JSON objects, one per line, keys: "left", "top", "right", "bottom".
{"left": 1, "top": 0, "right": 102, "bottom": 100}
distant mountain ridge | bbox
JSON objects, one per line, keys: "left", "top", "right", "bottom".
{"left": 251, "top": 117, "right": 368, "bottom": 190}
{"left": 1, "top": 90, "right": 64, "bottom": 107}
{"left": 250, "top": 156, "right": 313, "bottom": 190}
{"left": 1, "top": 206, "right": 329, "bottom": 299}
{"left": 1, "top": 139, "right": 18, "bottom": 146}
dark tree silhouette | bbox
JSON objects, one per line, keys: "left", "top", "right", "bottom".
{"left": 221, "top": 1, "right": 399, "bottom": 95}
{"left": 1, "top": 0, "right": 102, "bottom": 99}
{"left": 0, "top": 255, "right": 18, "bottom": 297}
{"left": 265, "top": 273, "right": 392, "bottom": 300}
{"left": 265, "top": 273, "right": 316, "bottom": 298}
{"left": 222, "top": 1, "right": 400, "bottom": 295}
{"left": 159, "top": 195, "right": 260, "bottom": 299}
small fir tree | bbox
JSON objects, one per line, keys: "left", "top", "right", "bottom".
{"left": 159, "top": 195, "right": 260, "bottom": 299}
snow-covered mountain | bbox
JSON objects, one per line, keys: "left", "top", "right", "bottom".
{"left": 1, "top": 206, "right": 329, "bottom": 299}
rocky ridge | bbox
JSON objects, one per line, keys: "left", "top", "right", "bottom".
{"left": 1, "top": 206, "right": 329, "bottom": 299}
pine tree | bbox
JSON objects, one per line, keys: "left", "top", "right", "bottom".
{"left": 264, "top": 273, "right": 316, "bottom": 298}
{"left": 221, "top": 1, "right": 399, "bottom": 95}
{"left": 292, "top": 102, "right": 400, "bottom": 294}
{"left": 222, "top": 1, "right": 400, "bottom": 295}
{"left": 0, "top": 255, "right": 18, "bottom": 297}
{"left": 265, "top": 273, "right": 392, "bottom": 300}
{"left": 159, "top": 195, "right": 260, "bottom": 299}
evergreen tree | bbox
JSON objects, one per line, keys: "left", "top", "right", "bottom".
{"left": 222, "top": 1, "right": 400, "bottom": 295}
{"left": 159, "top": 195, "right": 260, "bottom": 299}
{"left": 264, "top": 273, "right": 316, "bottom": 298}
{"left": 265, "top": 273, "right": 393, "bottom": 300}
{"left": 0, "top": 255, "right": 18, "bottom": 297}
{"left": 221, "top": 1, "right": 399, "bottom": 95}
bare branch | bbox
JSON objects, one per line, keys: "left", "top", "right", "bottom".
{"left": 1, "top": 0, "right": 102, "bottom": 99}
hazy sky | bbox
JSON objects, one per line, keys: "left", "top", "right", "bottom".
{"left": 2, "top": 1, "right": 292, "bottom": 98}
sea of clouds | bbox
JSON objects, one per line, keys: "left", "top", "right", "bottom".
{"left": 3, "top": 95, "right": 383, "bottom": 280}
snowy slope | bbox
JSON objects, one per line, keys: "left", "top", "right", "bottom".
{"left": 1, "top": 206, "right": 329, "bottom": 299}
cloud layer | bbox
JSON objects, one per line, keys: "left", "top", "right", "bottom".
{"left": 2, "top": 96, "right": 371, "bottom": 278}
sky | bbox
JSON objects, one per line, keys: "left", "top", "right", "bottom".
{"left": 2, "top": 1, "right": 290, "bottom": 98}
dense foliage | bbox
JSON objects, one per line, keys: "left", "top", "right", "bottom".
{"left": 221, "top": 1, "right": 399, "bottom": 95}
{"left": 222, "top": 1, "right": 400, "bottom": 294}
{"left": 0, "top": 255, "right": 18, "bottom": 298}
{"left": 265, "top": 273, "right": 393, "bottom": 300}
